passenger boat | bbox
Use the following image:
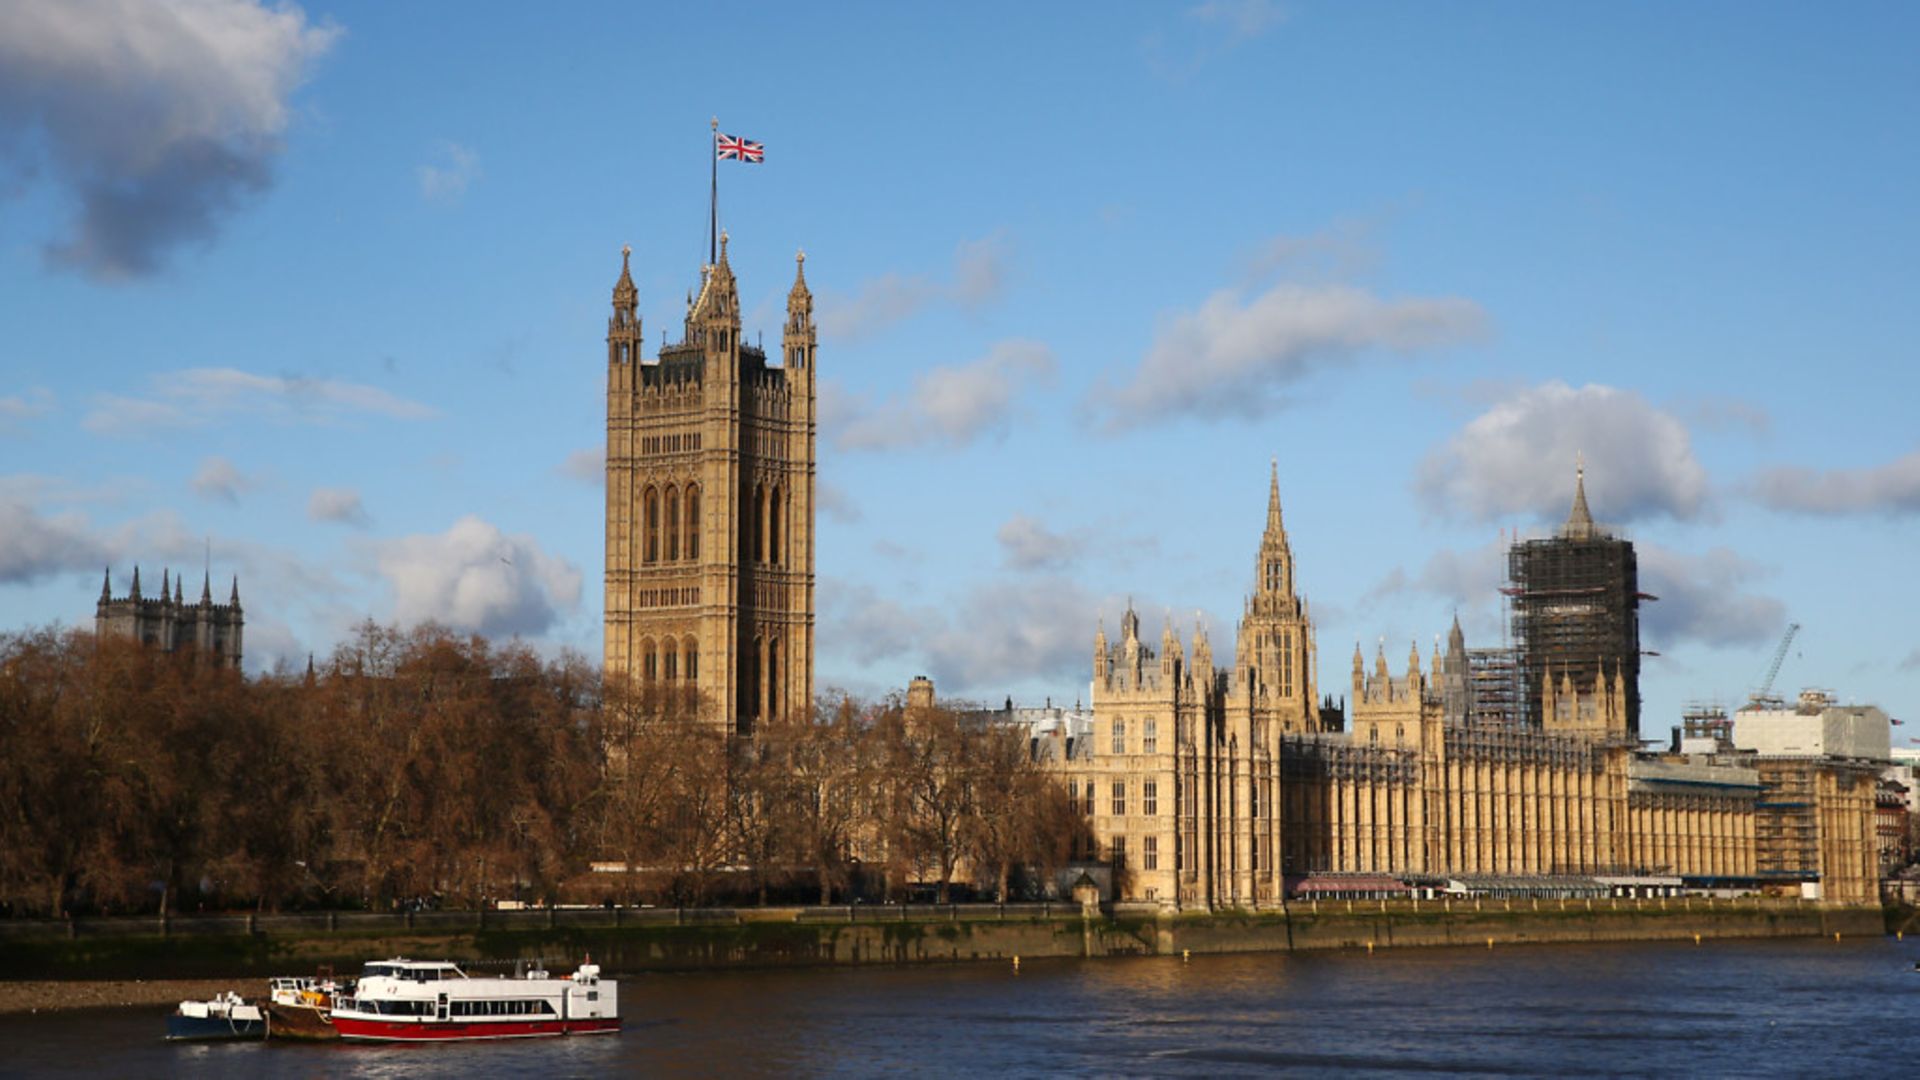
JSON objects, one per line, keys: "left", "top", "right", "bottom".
{"left": 165, "top": 992, "right": 266, "bottom": 1041}
{"left": 264, "top": 972, "right": 348, "bottom": 1041}
{"left": 329, "top": 958, "right": 618, "bottom": 1042}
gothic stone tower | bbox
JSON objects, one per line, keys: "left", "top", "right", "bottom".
{"left": 603, "top": 236, "right": 816, "bottom": 736}
{"left": 95, "top": 566, "right": 244, "bottom": 669}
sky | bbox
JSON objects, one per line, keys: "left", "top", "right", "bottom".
{"left": 1, "top": 1, "right": 1916, "bottom": 739}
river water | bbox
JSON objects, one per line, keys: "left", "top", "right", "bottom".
{"left": 4, "top": 938, "right": 1915, "bottom": 1077}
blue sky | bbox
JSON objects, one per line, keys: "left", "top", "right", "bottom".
{"left": 2, "top": 1, "right": 1916, "bottom": 737}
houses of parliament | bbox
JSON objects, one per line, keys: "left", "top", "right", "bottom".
{"left": 602, "top": 234, "right": 815, "bottom": 736}
{"left": 599, "top": 236, "right": 1879, "bottom": 907}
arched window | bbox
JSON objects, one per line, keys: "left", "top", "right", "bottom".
{"left": 769, "top": 485, "right": 782, "bottom": 566}
{"left": 683, "top": 635, "right": 699, "bottom": 685}
{"left": 757, "top": 482, "right": 767, "bottom": 563}
{"left": 664, "top": 640, "right": 678, "bottom": 681}
{"left": 685, "top": 485, "right": 700, "bottom": 560}
{"left": 641, "top": 637, "right": 657, "bottom": 682}
{"left": 767, "top": 637, "right": 780, "bottom": 720}
{"left": 644, "top": 487, "right": 659, "bottom": 564}
{"left": 665, "top": 486, "right": 680, "bottom": 561}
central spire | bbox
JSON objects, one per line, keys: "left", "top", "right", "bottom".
{"left": 1561, "top": 458, "right": 1596, "bottom": 540}
{"left": 1265, "top": 457, "right": 1286, "bottom": 541}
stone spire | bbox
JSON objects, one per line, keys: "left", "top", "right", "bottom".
{"left": 1447, "top": 612, "right": 1466, "bottom": 657}
{"left": 229, "top": 575, "right": 240, "bottom": 608}
{"left": 784, "top": 249, "right": 815, "bottom": 373}
{"left": 100, "top": 567, "right": 112, "bottom": 602}
{"left": 174, "top": 575, "right": 183, "bottom": 605}
{"left": 1562, "top": 459, "right": 1597, "bottom": 540}
{"left": 201, "top": 570, "right": 212, "bottom": 605}
{"left": 130, "top": 565, "right": 141, "bottom": 599}
{"left": 160, "top": 568, "right": 169, "bottom": 601}
{"left": 1253, "top": 460, "right": 1294, "bottom": 600}
{"left": 611, "top": 245, "right": 638, "bottom": 324}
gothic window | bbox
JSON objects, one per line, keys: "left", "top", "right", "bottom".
{"left": 1111, "top": 781, "right": 1126, "bottom": 816}
{"left": 1266, "top": 560, "right": 1280, "bottom": 593}
{"left": 641, "top": 638, "right": 657, "bottom": 682}
{"left": 1143, "top": 835, "right": 1159, "bottom": 871}
{"left": 1111, "top": 720, "right": 1126, "bottom": 756}
{"left": 1143, "top": 781, "right": 1158, "bottom": 816}
{"left": 664, "top": 642, "right": 678, "bottom": 681}
{"left": 753, "top": 483, "right": 766, "bottom": 563}
{"left": 769, "top": 485, "right": 782, "bottom": 565}
{"left": 1252, "top": 835, "right": 1262, "bottom": 872}
{"left": 1143, "top": 719, "right": 1157, "bottom": 754}
{"left": 767, "top": 637, "right": 781, "bottom": 720}
{"left": 1250, "top": 781, "right": 1260, "bottom": 818}
{"left": 644, "top": 488, "right": 659, "bottom": 564}
{"left": 684, "top": 636, "right": 699, "bottom": 684}
{"left": 685, "top": 486, "right": 700, "bottom": 560}
{"left": 665, "top": 486, "right": 680, "bottom": 561}
{"left": 1111, "top": 836, "right": 1127, "bottom": 869}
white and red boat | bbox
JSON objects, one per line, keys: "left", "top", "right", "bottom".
{"left": 329, "top": 957, "right": 618, "bottom": 1042}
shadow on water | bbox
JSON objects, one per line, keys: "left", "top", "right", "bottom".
{"left": 3, "top": 937, "right": 1914, "bottom": 1077}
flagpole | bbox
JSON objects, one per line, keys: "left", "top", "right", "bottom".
{"left": 709, "top": 116, "right": 719, "bottom": 267}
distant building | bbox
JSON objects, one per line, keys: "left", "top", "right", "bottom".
{"left": 1505, "top": 467, "right": 1644, "bottom": 736}
{"left": 1731, "top": 691, "right": 1891, "bottom": 763}
{"left": 1876, "top": 779, "right": 1911, "bottom": 873}
{"left": 95, "top": 566, "right": 243, "bottom": 670}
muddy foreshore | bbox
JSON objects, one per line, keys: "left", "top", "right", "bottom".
{"left": 0, "top": 978, "right": 267, "bottom": 1016}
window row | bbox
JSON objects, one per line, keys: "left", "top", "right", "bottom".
{"left": 449, "top": 999, "right": 558, "bottom": 1017}
{"left": 643, "top": 432, "right": 701, "bottom": 455}
{"left": 1108, "top": 718, "right": 1159, "bottom": 756}
{"left": 642, "top": 484, "right": 701, "bottom": 564}
{"left": 638, "top": 635, "right": 699, "bottom": 684}
{"left": 741, "top": 481, "right": 789, "bottom": 566}
{"left": 634, "top": 587, "right": 699, "bottom": 609}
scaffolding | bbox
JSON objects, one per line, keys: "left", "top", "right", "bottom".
{"left": 1466, "top": 647, "right": 1523, "bottom": 728}
{"left": 1754, "top": 761, "right": 1819, "bottom": 880}
{"left": 1505, "top": 531, "right": 1642, "bottom": 735}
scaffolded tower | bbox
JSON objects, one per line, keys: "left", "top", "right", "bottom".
{"left": 1505, "top": 467, "right": 1643, "bottom": 737}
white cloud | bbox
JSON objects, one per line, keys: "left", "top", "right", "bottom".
{"left": 1751, "top": 448, "right": 1920, "bottom": 517}
{"left": 557, "top": 446, "right": 604, "bottom": 486}
{"left": 0, "top": 0, "right": 339, "bottom": 279}
{"left": 0, "top": 500, "right": 105, "bottom": 584}
{"left": 1245, "top": 220, "right": 1381, "bottom": 282}
{"left": 1417, "top": 381, "right": 1710, "bottom": 525}
{"left": 817, "top": 481, "right": 862, "bottom": 524}
{"left": 374, "top": 515, "right": 582, "bottom": 638}
{"left": 417, "top": 141, "right": 480, "bottom": 202}
{"left": 0, "top": 389, "right": 54, "bottom": 432}
{"left": 307, "top": 486, "right": 369, "bottom": 528}
{"left": 816, "top": 231, "right": 1013, "bottom": 341}
{"left": 191, "top": 455, "right": 255, "bottom": 503}
{"left": 84, "top": 366, "right": 434, "bottom": 435}
{"left": 997, "top": 514, "right": 1083, "bottom": 571}
{"left": 1638, "top": 544, "right": 1785, "bottom": 651}
{"left": 828, "top": 340, "right": 1055, "bottom": 452}
{"left": 1145, "top": 0, "right": 1290, "bottom": 79}
{"left": 1189, "top": 0, "right": 1288, "bottom": 41}
{"left": 1095, "top": 282, "right": 1487, "bottom": 430}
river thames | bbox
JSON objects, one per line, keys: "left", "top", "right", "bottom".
{"left": 3, "top": 938, "right": 1914, "bottom": 1077}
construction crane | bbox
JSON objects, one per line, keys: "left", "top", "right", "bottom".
{"left": 1746, "top": 622, "right": 1800, "bottom": 710}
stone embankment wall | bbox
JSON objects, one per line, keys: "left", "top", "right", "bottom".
{"left": 0, "top": 899, "right": 1886, "bottom": 979}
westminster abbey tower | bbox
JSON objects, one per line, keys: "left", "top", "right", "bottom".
{"left": 603, "top": 235, "right": 816, "bottom": 735}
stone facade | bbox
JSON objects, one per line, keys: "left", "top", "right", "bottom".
{"left": 603, "top": 236, "right": 816, "bottom": 736}
{"left": 1061, "top": 466, "right": 1880, "bottom": 908}
{"left": 94, "top": 566, "right": 243, "bottom": 669}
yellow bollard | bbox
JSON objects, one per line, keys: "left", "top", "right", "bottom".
{"left": 1367, "top": 941, "right": 1375, "bottom": 954}
{"left": 1182, "top": 949, "right": 1190, "bottom": 963}
{"left": 1693, "top": 934, "right": 1701, "bottom": 945}
{"left": 1486, "top": 938, "right": 1494, "bottom": 949}
{"left": 1012, "top": 955, "right": 1020, "bottom": 972}
{"left": 1899, "top": 931, "right": 1904, "bottom": 942}
{"left": 1834, "top": 933, "right": 1841, "bottom": 942}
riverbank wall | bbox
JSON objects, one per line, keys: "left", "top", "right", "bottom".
{"left": 0, "top": 898, "right": 1885, "bottom": 979}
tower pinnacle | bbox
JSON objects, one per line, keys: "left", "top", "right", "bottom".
{"left": 1562, "top": 459, "right": 1596, "bottom": 540}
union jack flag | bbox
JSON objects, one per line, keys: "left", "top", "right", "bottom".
{"left": 716, "top": 134, "right": 764, "bottom": 163}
